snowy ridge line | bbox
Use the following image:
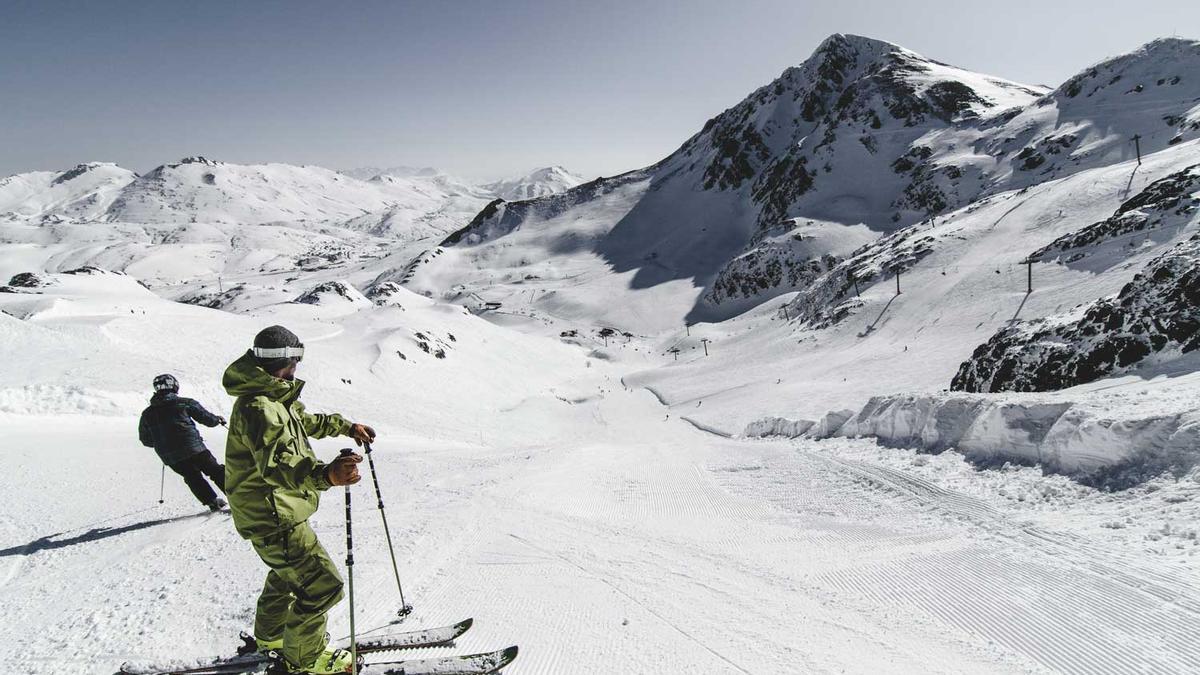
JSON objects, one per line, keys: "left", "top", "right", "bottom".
{"left": 748, "top": 392, "right": 1200, "bottom": 488}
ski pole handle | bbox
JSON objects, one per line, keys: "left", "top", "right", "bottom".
{"left": 342, "top": 448, "right": 355, "bottom": 566}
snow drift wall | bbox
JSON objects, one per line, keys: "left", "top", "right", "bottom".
{"left": 747, "top": 393, "right": 1200, "bottom": 488}
{"left": 744, "top": 416, "right": 816, "bottom": 438}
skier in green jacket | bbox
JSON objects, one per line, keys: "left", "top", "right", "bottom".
{"left": 222, "top": 325, "right": 375, "bottom": 675}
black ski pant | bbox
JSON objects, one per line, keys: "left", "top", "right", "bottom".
{"left": 168, "top": 450, "right": 226, "bottom": 506}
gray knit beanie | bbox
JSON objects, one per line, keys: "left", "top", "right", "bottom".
{"left": 252, "top": 325, "right": 303, "bottom": 372}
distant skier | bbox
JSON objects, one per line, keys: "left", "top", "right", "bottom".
{"left": 222, "top": 325, "right": 376, "bottom": 675}
{"left": 138, "top": 373, "right": 228, "bottom": 512}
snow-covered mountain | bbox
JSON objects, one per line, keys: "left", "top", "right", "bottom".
{"left": 1, "top": 158, "right": 581, "bottom": 239}
{"left": 104, "top": 156, "right": 402, "bottom": 226}
{"left": 339, "top": 165, "right": 445, "bottom": 181}
{"left": 343, "top": 164, "right": 585, "bottom": 203}
{"left": 481, "top": 165, "right": 585, "bottom": 201}
{"left": 336, "top": 164, "right": 586, "bottom": 231}
{"left": 337, "top": 171, "right": 494, "bottom": 239}
{"left": 0, "top": 162, "right": 138, "bottom": 222}
{"left": 411, "top": 35, "right": 1200, "bottom": 326}
{"left": 0, "top": 158, "right": 498, "bottom": 283}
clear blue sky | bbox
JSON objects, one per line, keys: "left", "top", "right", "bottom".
{"left": 1, "top": 0, "right": 1196, "bottom": 180}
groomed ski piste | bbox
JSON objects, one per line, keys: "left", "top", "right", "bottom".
{"left": 6, "top": 33, "right": 1200, "bottom": 675}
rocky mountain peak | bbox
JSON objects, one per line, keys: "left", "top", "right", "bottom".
{"left": 1051, "top": 36, "right": 1200, "bottom": 103}
{"left": 50, "top": 162, "right": 126, "bottom": 186}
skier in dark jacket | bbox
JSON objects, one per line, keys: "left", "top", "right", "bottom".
{"left": 138, "top": 373, "right": 229, "bottom": 511}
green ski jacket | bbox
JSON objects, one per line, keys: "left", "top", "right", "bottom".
{"left": 222, "top": 351, "right": 351, "bottom": 540}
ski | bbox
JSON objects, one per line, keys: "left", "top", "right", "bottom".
{"left": 354, "top": 618, "right": 472, "bottom": 652}
{"left": 117, "top": 656, "right": 262, "bottom": 675}
{"left": 117, "top": 618, "right": 474, "bottom": 675}
{"left": 362, "top": 646, "right": 519, "bottom": 675}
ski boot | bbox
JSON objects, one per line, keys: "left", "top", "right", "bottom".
{"left": 235, "top": 631, "right": 284, "bottom": 657}
{"left": 207, "top": 496, "right": 228, "bottom": 512}
{"left": 256, "top": 636, "right": 284, "bottom": 653}
{"left": 267, "top": 647, "right": 357, "bottom": 674}
{"left": 304, "top": 647, "right": 356, "bottom": 674}
{"left": 298, "top": 643, "right": 355, "bottom": 667}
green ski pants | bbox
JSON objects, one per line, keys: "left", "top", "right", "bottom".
{"left": 250, "top": 522, "right": 345, "bottom": 668}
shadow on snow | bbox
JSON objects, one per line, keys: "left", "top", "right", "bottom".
{"left": 0, "top": 511, "right": 210, "bottom": 558}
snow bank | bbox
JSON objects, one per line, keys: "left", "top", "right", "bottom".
{"left": 750, "top": 393, "right": 1200, "bottom": 488}
{"left": 744, "top": 416, "right": 815, "bottom": 438}
{"left": 0, "top": 384, "right": 145, "bottom": 416}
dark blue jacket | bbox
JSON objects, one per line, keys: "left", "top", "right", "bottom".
{"left": 138, "top": 392, "right": 223, "bottom": 465}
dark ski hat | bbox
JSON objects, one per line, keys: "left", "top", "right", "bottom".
{"left": 252, "top": 325, "right": 305, "bottom": 372}
{"left": 152, "top": 373, "right": 179, "bottom": 393}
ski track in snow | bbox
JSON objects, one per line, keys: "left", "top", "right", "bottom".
{"left": 803, "top": 454, "right": 1200, "bottom": 673}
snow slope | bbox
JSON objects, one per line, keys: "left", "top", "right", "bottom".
{"left": 337, "top": 172, "right": 493, "bottom": 240}
{"left": 0, "top": 163, "right": 137, "bottom": 222}
{"left": 0, "top": 215, "right": 391, "bottom": 287}
{"left": 335, "top": 165, "right": 585, "bottom": 236}
{"left": 344, "top": 165, "right": 586, "bottom": 204}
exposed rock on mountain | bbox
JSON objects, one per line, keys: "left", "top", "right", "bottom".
{"left": 1030, "top": 165, "right": 1200, "bottom": 269}
{"left": 952, "top": 170, "right": 1200, "bottom": 392}
{"left": 294, "top": 280, "right": 371, "bottom": 307}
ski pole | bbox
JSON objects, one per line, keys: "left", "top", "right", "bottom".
{"left": 341, "top": 449, "right": 358, "bottom": 675}
{"left": 158, "top": 465, "right": 166, "bottom": 504}
{"left": 363, "top": 441, "right": 413, "bottom": 618}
